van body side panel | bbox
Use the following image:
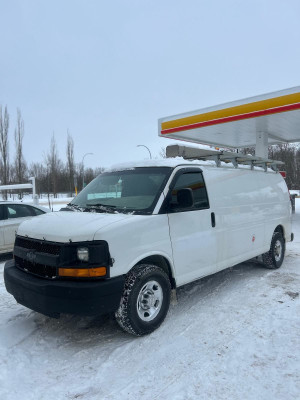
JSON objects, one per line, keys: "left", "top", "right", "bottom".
{"left": 256, "top": 173, "right": 292, "bottom": 244}
{"left": 93, "top": 214, "right": 175, "bottom": 279}
{"left": 204, "top": 168, "right": 264, "bottom": 269}
{"left": 203, "top": 167, "right": 291, "bottom": 272}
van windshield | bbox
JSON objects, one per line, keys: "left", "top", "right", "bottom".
{"left": 70, "top": 167, "right": 172, "bottom": 215}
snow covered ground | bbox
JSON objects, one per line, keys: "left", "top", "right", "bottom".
{"left": 23, "top": 196, "right": 73, "bottom": 212}
{"left": 0, "top": 202, "right": 299, "bottom": 400}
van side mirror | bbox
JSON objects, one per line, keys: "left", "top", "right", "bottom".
{"left": 177, "top": 188, "right": 194, "bottom": 208}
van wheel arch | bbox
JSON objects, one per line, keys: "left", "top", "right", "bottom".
{"left": 262, "top": 229, "right": 285, "bottom": 269}
{"left": 131, "top": 255, "right": 176, "bottom": 289}
{"left": 274, "top": 225, "right": 285, "bottom": 238}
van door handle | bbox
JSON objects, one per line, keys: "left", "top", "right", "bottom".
{"left": 211, "top": 212, "right": 216, "bottom": 228}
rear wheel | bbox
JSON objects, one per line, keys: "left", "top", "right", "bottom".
{"left": 262, "top": 231, "right": 285, "bottom": 269}
{"left": 115, "top": 264, "right": 171, "bottom": 336}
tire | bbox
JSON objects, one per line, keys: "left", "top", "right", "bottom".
{"left": 262, "top": 231, "right": 285, "bottom": 269}
{"left": 115, "top": 264, "right": 171, "bottom": 336}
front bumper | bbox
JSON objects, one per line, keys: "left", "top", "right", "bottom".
{"left": 4, "top": 260, "right": 125, "bottom": 318}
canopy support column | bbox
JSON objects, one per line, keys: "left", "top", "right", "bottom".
{"left": 255, "top": 131, "right": 268, "bottom": 159}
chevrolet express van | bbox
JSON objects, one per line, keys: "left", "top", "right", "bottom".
{"left": 4, "top": 157, "right": 293, "bottom": 335}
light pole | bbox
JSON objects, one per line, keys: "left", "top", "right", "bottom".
{"left": 82, "top": 153, "right": 93, "bottom": 189}
{"left": 137, "top": 145, "right": 152, "bottom": 159}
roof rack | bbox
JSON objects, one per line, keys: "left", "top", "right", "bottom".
{"left": 166, "top": 145, "right": 284, "bottom": 172}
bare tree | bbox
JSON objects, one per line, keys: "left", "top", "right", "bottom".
{"left": 269, "top": 144, "right": 299, "bottom": 189}
{"left": 66, "top": 131, "right": 75, "bottom": 195}
{"left": 28, "top": 162, "right": 48, "bottom": 196}
{"left": 0, "top": 106, "right": 10, "bottom": 198}
{"left": 240, "top": 147, "right": 255, "bottom": 156}
{"left": 46, "top": 134, "right": 61, "bottom": 198}
{"left": 94, "top": 167, "right": 105, "bottom": 176}
{"left": 84, "top": 167, "right": 95, "bottom": 184}
{"left": 159, "top": 147, "right": 167, "bottom": 158}
{"left": 14, "top": 109, "right": 27, "bottom": 188}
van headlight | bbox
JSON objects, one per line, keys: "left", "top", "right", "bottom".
{"left": 77, "top": 247, "right": 89, "bottom": 262}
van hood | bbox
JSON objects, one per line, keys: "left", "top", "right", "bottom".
{"left": 17, "top": 211, "right": 133, "bottom": 243}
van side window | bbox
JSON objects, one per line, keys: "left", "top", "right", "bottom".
{"left": 170, "top": 172, "right": 209, "bottom": 211}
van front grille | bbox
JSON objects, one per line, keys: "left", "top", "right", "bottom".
{"left": 14, "top": 237, "right": 61, "bottom": 255}
{"left": 15, "top": 256, "right": 57, "bottom": 279}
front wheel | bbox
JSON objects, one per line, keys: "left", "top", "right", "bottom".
{"left": 115, "top": 264, "right": 171, "bottom": 336}
{"left": 262, "top": 231, "right": 285, "bottom": 269}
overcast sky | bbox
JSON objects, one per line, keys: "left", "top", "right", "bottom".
{"left": 1, "top": 0, "right": 300, "bottom": 169}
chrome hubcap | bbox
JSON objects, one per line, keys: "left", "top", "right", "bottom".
{"left": 274, "top": 240, "right": 282, "bottom": 262}
{"left": 137, "top": 280, "right": 163, "bottom": 321}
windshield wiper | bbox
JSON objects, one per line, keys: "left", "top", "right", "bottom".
{"left": 65, "top": 203, "right": 84, "bottom": 211}
{"left": 84, "top": 203, "right": 118, "bottom": 213}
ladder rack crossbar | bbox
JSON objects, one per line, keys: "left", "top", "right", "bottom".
{"left": 166, "top": 145, "right": 284, "bottom": 172}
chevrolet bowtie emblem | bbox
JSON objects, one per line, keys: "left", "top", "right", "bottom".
{"left": 26, "top": 251, "right": 37, "bottom": 264}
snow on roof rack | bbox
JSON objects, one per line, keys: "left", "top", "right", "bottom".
{"left": 166, "top": 144, "right": 284, "bottom": 172}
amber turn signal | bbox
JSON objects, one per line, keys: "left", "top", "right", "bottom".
{"left": 58, "top": 266, "right": 107, "bottom": 277}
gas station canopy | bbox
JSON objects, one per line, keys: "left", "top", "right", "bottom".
{"left": 158, "top": 86, "right": 300, "bottom": 158}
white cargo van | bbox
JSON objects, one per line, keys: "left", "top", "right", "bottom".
{"left": 4, "top": 150, "right": 293, "bottom": 335}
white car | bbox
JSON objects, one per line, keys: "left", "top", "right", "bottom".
{"left": 0, "top": 202, "right": 50, "bottom": 254}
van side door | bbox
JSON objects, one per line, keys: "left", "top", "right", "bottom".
{"left": 166, "top": 168, "right": 218, "bottom": 286}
